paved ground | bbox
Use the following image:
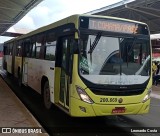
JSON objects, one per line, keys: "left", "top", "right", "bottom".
{"left": 0, "top": 77, "right": 48, "bottom": 136}
{"left": 1, "top": 71, "right": 159, "bottom": 136}
{"left": 151, "top": 85, "right": 160, "bottom": 99}
{"left": 0, "top": 58, "right": 160, "bottom": 136}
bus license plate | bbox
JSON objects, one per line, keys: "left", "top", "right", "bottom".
{"left": 112, "top": 107, "right": 125, "bottom": 114}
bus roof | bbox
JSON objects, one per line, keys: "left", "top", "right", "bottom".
{"left": 5, "top": 14, "right": 147, "bottom": 44}
{"left": 4, "top": 37, "right": 17, "bottom": 44}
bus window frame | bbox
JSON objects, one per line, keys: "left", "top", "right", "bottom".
{"left": 24, "top": 38, "right": 32, "bottom": 58}
{"left": 35, "top": 33, "right": 45, "bottom": 59}
{"left": 58, "top": 35, "right": 75, "bottom": 83}
{"left": 45, "top": 31, "right": 57, "bottom": 61}
{"left": 16, "top": 40, "right": 23, "bottom": 57}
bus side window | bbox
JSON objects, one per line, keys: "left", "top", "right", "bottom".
{"left": 9, "top": 43, "right": 13, "bottom": 55}
{"left": 36, "top": 46, "right": 41, "bottom": 59}
{"left": 31, "top": 43, "right": 36, "bottom": 58}
{"left": 16, "top": 41, "right": 22, "bottom": 57}
{"left": 45, "top": 45, "right": 56, "bottom": 61}
{"left": 3, "top": 46, "right": 6, "bottom": 55}
{"left": 45, "top": 39, "right": 56, "bottom": 61}
{"left": 24, "top": 39, "right": 32, "bottom": 57}
{"left": 16, "top": 46, "right": 21, "bottom": 56}
{"left": 45, "top": 31, "right": 56, "bottom": 61}
{"left": 35, "top": 33, "right": 45, "bottom": 59}
{"left": 3, "top": 46, "right": 8, "bottom": 55}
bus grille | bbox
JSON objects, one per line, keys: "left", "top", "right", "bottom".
{"left": 90, "top": 88, "right": 145, "bottom": 96}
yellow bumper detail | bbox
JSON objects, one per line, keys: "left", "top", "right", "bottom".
{"left": 70, "top": 97, "right": 150, "bottom": 117}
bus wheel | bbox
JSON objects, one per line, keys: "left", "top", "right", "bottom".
{"left": 43, "top": 81, "right": 52, "bottom": 109}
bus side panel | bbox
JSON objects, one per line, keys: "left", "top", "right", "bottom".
{"left": 54, "top": 67, "right": 61, "bottom": 103}
{"left": 7, "top": 55, "right": 12, "bottom": 74}
{"left": 23, "top": 58, "right": 55, "bottom": 103}
{"left": 4, "top": 55, "right": 12, "bottom": 74}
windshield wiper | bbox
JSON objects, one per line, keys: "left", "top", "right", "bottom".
{"left": 88, "top": 33, "right": 101, "bottom": 64}
{"left": 88, "top": 33, "right": 101, "bottom": 54}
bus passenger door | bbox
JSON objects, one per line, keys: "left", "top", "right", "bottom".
{"left": 59, "top": 37, "right": 73, "bottom": 109}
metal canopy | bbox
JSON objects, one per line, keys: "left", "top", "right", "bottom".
{"left": 0, "top": 0, "right": 42, "bottom": 36}
{"left": 87, "top": 0, "right": 160, "bottom": 34}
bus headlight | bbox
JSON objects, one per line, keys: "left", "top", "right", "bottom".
{"left": 76, "top": 86, "right": 94, "bottom": 104}
{"left": 142, "top": 88, "right": 152, "bottom": 103}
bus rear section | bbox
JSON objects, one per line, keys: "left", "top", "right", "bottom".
{"left": 64, "top": 16, "right": 152, "bottom": 117}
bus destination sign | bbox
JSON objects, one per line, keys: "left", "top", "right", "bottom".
{"left": 89, "top": 19, "right": 138, "bottom": 34}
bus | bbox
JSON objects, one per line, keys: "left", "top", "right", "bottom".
{"left": 151, "top": 34, "right": 160, "bottom": 62}
{"left": 3, "top": 14, "right": 152, "bottom": 117}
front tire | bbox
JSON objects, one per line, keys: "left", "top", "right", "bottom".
{"left": 43, "top": 81, "right": 52, "bottom": 109}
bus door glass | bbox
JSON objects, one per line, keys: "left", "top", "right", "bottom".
{"left": 22, "top": 39, "right": 32, "bottom": 84}
{"left": 15, "top": 41, "right": 23, "bottom": 78}
{"left": 59, "top": 36, "right": 73, "bottom": 108}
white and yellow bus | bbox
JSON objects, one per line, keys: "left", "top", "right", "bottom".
{"left": 3, "top": 14, "right": 152, "bottom": 117}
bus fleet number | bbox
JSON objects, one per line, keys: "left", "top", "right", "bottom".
{"left": 100, "top": 98, "right": 117, "bottom": 102}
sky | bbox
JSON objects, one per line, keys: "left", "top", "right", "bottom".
{"left": 0, "top": 0, "right": 122, "bottom": 43}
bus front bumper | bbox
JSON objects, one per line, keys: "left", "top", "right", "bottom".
{"left": 70, "top": 97, "right": 150, "bottom": 117}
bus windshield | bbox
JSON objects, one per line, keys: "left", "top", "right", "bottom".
{"left": 79, "top": 34, "right": 151, "bottom": 85}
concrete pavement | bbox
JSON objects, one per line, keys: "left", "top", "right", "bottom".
{"left": 0, "top": 77, "right": 48, "bottom": 136}
{"left": 151, "top": 85, "right": 160, "bottom": 99}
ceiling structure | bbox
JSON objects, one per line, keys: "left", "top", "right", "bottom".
{"left": 0, "top": 0, "right": 160, "bottom": 36}
{"left": 87, "top": 0, "right": 160, "bottom": 34}
{"left": 0, "top": 0, "right": 43, "bottom": 37}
